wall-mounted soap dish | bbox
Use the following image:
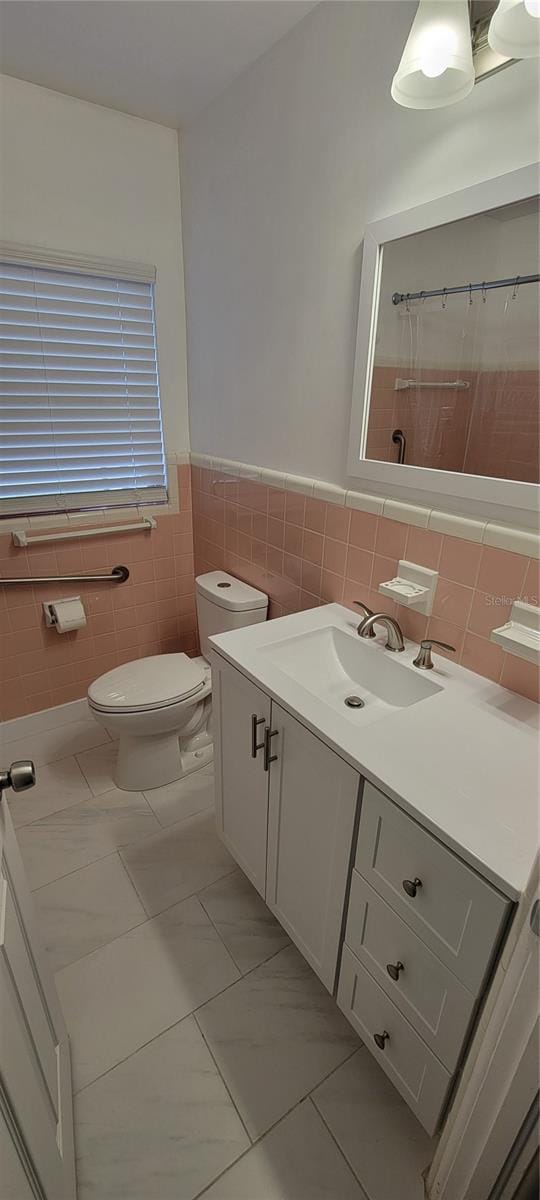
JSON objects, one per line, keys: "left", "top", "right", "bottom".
{"left": 378, "top": 560, "right": 438, "bottom": 616}
{"left": 491, "top": 601, "right": 540, "bottom": 665}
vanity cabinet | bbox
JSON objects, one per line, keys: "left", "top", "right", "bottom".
{"left": 212, "top": 654, "right": 359, "bottom": 990}
{"left": 211, "top": 650, "right": 512, "bottom": 1138}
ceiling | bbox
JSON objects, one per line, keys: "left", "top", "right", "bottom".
{"left": 0, "top": 1, "right": 318, "bottom": 128}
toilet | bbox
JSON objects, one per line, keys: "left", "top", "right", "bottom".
{"left": 87, "top": 571, "right": 268, "bottom": 791}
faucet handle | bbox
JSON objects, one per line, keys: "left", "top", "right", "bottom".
{"left": 413, "top": 639, "right": 456, "bottom": 670}
{"left": 353, "top": 601, "right": 376, "bottom": 637}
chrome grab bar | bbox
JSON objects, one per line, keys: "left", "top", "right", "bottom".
{"left": 0, "top": 565, "right": 130, "bottom": 586}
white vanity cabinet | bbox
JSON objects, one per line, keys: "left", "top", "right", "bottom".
{"left": 212, "top": 653, "right": 359, "bottom": 990}
{"left": 211, "top": 649, "right": 513, "bottom": 1138}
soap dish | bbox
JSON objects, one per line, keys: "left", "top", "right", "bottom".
{"left": 378, "top": 559, "right": 438, "bottom": 616}
{"left": 491, "top": 601, "right": 540, "bottom": 665}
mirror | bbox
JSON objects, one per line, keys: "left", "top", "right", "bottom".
{"left": 365, "top": 198, "right": 539, "bottom": 485}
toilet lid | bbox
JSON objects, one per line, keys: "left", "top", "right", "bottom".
{"left": 88, "top": 654, "right": 206, "bottom": 713}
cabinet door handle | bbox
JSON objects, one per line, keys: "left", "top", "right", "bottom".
{"left": 386, "top": 961, "right": 404, "bottom": 982}
{"left": 402, "top": 877, "right": 422, "bottom": 898}
{"left": 373, "top": 1030, "right": 389, "bottom": 1050}
{"left": 263, "top": 727, "right": 278, "bottom": 772}
{"left": 251, "top": 714, "right": 266, "bottom": 758}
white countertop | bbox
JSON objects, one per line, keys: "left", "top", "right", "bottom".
{"left": 210, "top": 604, "right": 540, "bottom": 901}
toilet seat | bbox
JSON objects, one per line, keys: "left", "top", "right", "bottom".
{"left": 88, "top": 653, "right": 206, "bottom": 714}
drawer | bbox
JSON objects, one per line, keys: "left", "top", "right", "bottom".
{"left": 355, "top": 782, "right": 510, "bottom": 994}
{"left": 345, "top": 872, "right": 476, "bottom": 1071}
{"left": 338, "top": 945, "right": 451, "bottom": 1136}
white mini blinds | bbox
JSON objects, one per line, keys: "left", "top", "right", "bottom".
{"left": 0, "top": 259, "right": 167, "bottom": 515}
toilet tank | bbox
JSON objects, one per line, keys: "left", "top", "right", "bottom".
{"left": 195, "top": 571, "right": 268, "bottom": 660}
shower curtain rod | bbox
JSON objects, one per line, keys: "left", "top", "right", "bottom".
{"left": 392, "top": 273, "right": 540, "bottom": 306}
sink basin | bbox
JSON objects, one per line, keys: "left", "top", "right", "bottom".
{"left": 259, "top": 625, "right": 442, "bottom": 725}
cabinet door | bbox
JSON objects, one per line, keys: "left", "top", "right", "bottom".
{"left": 211, "top": 652, "right": 271, "bottom": 897}
{"left": 266, "top": 703, "right": 359, "bottom": 991}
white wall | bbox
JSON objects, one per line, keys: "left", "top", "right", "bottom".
{"left": 180, "top": 1, "right": 539, "bottom": 488}
{"left": 0, "top": 74, "right": 189, "bottom": 455}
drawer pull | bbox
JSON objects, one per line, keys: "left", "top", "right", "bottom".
{"left": 386, "top": 960, "right": 404, "bottom": 981}
{"left": 403, "top": 877, "right": 422, "bottom": 898}
{"left": 373, "top": 1030, "right": 389, "bottom": 1050}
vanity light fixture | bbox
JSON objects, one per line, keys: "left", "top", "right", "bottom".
{"left": 391, "top": 0, "right": 475, "bottom": 108}
{"left": 392, "top": 0, "right": 539, "bottom": 109}
{"left": 488, "top": 0, "right": 540, "bottom": 58}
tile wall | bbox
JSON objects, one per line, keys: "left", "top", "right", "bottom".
{"left": 0, "top": 465, "right": 196, "bottom": 721}
{"left": 192, "top": 466, "right": 539, "bottom": 704}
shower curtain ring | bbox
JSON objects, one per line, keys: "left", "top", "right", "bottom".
{"left": 442, "top": 287, "right": 447, "bottom": 310}
{"left": 512, "top": 275, "right": 520, "bottom": 300}
{"left": 405, "top": 293, "right": 410, "bottom": 312}
{"left": 468, "top": 283, "right": 473, "bottom": 307}
{"left": 482, "top": 282, "right": 487, "bottom": 303}
{"left": 420, "top": 290, "right": 426, "bottom": 305}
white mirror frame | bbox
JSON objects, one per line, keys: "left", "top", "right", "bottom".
{"left": 347, "top": 164, "right": 539, "bottom": 523}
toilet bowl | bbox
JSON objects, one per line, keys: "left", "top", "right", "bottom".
{"left": 87, "top": 571, "right": 268, "bottom": 791}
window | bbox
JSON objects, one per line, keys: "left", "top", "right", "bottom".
{"left": 0, "top": 255, "right": 167, "bottom": 515}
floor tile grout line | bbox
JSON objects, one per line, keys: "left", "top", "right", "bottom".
{"left": 192, "top": 1010, "right": 253, "bottom": 1146}
{"left": 119, "top": 857, "right": 238, "bottom": 921}
{"left": 309, "top": 1085, "right": 376, "bottom": 1200}
{"left": 191, "top": 1051, "right": 366, "bottom": 1200}
{"left": 72, "top": 942, "right": 295, "bottom": 1098}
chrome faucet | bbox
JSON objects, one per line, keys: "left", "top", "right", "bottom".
{"left": 357, "top": 612, "right": 405, "bottom": 652}
{"left": 353, "top": 600, "right": 376, "bottom": 637}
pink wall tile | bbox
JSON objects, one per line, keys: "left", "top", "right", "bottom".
{"left": 349, "top": 510, "right": 378, "bottom": 552}
{"left": 325, "top": 506, "right": 350, "bottom": 542}
{"left": 461, "top": 633, "right": 504, "bottom": 684}
{"left": 476, "top": 546, "right": 528, "bottom": 601}
{"left": 432, "top": 579, "right": 473, "bottom": 628}
{"left": 439, "top": 537, "right": 482, "bottom": 588}
{"left": 302, "top": 529, "right": 324, "bottom": 566}
{"left": 375, "top": 517, "right": 408, "bottom": 560}
{"left": 323, "top": 537, "right": 347, "bottom": 576}
{"left": 405, "top": 527, "right": 443, "bottom": 570}
{"left": 346, "top": 546, "right": 373, "bottom": 586}
{"left": 468, "top": 590, "right": 511, "bottom": 638}
{"left": 284, "top": 523, "right": 303, "bottom": 556}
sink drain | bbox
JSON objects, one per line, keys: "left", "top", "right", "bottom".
{"left": 344, "top": 695, "right": 365, "bottom": 709}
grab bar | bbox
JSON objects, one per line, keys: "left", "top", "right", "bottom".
{"left": 0, "top": 565, "right": 130, "bottom": 586}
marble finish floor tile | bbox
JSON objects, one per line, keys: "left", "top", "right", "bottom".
{"left": 76, "top": 740, "right": 119, "bottom": 795}
{"left": 56, "top": 894, "right": 240, "bottom": 1090}
{"left": 75, "top": 1015, "right": 250, "bottom": 1200}
{"left": 8, "top": 756, "right": 91, "bottom": 828}
{"left": 199, "top": 869, "right": 290, "bottom": 973}
{"left": 143, "top": 765, "right": 215, "bottom": 828}
{"left": 312, "top": 1048, "right": 436, "bottom": 1200}
{"left": 196, "top": 944, "right": 359, "bottom": 1139}
{"left": 17, "top": 787, "right": 160, "bottom": 890}
{"left": 201, "top": 1099, "right": 368, "bottom": 1200}
{"left": 121, "top": 808, "right": 236, "bottom": 916}
{"left": 34, "top": 853, "right": 147, "bottom": 972}
{"left": 1, "top": 718, "right": 110, "bottom": 768}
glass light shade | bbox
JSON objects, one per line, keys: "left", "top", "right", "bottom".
{"left": 488, "top": 0, "right": 540, "bottom": 58}
{"left": 391, "top": 0, "right": 475, "bottom": 109}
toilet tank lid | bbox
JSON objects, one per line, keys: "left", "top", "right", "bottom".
{"left": 196, "top": 571, "right": 268, "bottom": 612}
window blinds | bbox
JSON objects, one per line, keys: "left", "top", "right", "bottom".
{"left": 0, "top": 259, "right": 167, "bottom": 515}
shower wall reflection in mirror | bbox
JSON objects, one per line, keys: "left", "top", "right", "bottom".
{"left": 365, "top": 198, "right": 539, "bottom": 484}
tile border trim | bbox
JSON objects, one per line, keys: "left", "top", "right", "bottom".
{"left": 190, "top": 453, "right": 540, "bottom": 560}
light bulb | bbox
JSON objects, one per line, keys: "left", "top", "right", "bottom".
{"left": 419, "top": 24, "right": 458, "bottom": 77}
{"left": 524, "top": 0, "right": 540, "bottom": 16}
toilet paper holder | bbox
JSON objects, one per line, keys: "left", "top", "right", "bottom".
{"left": 43, "top": 596, "right": 87, "bottom": 632}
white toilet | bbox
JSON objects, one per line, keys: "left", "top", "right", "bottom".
{"left": 87, "top": 571, "right": 268, "bottom": 791}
